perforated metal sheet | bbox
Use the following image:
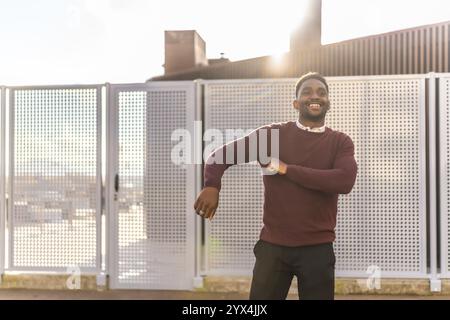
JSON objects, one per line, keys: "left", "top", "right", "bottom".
{"left": 10, "top": 86, "right": 101, "bottom": 272}
{"left": 203, "top": 77, "right": 427, "bottom": 277}
{"left": 109, "top": 83, "right": 196, "bottom": 289}
{"left": 327, "top": 77, "right": 427, "bottom": 277}
{"left": 204, "top": 80, "right": 298, "bottom": 274}
{"left": 439, "top": 76, "right": 450, "bottom": 277}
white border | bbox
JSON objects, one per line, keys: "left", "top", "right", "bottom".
{"left": 0, "top": 86, "right": 5, "bottom": 279}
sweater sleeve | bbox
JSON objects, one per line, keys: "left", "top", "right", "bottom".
{"left": 284, "top": 135, "right": 357, "bottom": 194}
{"left": 203, "top": 125, "right": 275, "bottom": 191}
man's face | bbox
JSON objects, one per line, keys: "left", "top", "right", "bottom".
{"left": 293, "top": 78, "right": 330, "bottom": 122}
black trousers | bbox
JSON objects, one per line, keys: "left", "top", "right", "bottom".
{"left": 249, "top": 239, "right": 335, "bottom": 300}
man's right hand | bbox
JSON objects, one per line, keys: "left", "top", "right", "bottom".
{"left": 194, "top": 187, "right": 219, "bottom": 220}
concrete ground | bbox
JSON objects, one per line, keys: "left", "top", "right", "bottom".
{"left": 0, "top": 289, "right": 449, "bottom": 300}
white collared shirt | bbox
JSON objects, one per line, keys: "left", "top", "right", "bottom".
{"left": 296, "top": 119, "right": 326, "bottom": 133}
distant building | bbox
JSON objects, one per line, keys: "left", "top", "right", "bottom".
{"left": 150, "top": 0, "right": 450, "bottom": 81}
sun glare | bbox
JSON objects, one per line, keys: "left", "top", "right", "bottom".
{"left": 265, "top": 0, "right": 310, "bottom": 57}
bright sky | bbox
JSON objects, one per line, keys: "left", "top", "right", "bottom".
{"left": 0, "top": 0, "right": 449, "bottom": 85}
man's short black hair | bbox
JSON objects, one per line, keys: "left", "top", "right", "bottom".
{"left": 295, "top": 72, "right": 329, "bottom": 99}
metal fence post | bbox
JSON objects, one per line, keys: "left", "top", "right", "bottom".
{"left": 193, "top": 80, "right": 204, "bottom": 288}
{"left": 428, "top": 72, "right": 441, "bottom": 292}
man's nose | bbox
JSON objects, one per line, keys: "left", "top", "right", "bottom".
{"left": 310, "top": 91, "right": 320, "bottom": 100}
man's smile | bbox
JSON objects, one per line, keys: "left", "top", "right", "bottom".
{"left": 307, "top": 103, "right": 322, "bottom": 112}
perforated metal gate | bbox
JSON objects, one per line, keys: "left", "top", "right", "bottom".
{"left": 439, "top": 75, "right": 450, "bottom": 278}
{"left": 328, "top": 76, "right": 427, "bottom": 277}
{"left": 107, "top": 82, "right": 197, "bottom": 289}
{"left": 8, "top": 85, "right": 102, "bottom": 272}
{"left": 0, "top": 74, "right": 448, "bottom": 287}
{"left": 203, "top": 76, "right": 428, "bottom": 278}
{"left": 203, "top": 80, "right": 297, "bottom": 274}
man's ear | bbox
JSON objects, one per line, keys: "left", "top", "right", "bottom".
{"left": 293, "top": 100, "right": 300, "bottom": 111}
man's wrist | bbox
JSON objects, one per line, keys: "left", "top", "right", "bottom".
{"left": 278, "top": 163, "right": 287, "bottom": 175}
{"left": 267, "top": 158, "right": 287, "bottom": 175}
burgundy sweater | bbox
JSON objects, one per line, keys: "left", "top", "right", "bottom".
{"left": 203, "top": 121, "right": 358, "bottom": 247}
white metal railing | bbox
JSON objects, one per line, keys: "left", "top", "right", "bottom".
{"left": 0, "top": 74, "right": 448, "bottom": 291}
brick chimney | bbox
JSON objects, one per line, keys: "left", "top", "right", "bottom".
{"left": 164, "top": 30, "right": 208, "bottom": 74}
{"left": 290, "top": 0, "right": 322, "bottom": 51}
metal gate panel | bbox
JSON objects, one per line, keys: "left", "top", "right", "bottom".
{"left": 204, "top": 79, "right": 298, "bottom": 274}
{"left": 108, "top": 82, "right": 196, "bottom": 290}
{"left": 327, "top": 76, "right": 427, "bottom": 277}
{"left": 203, "top": 76, "right": 427, "bottom": 277}
{"left": 9, "top": 85, "right": 102, "bottom": 272}
{"left": 439, "top": 76, "right": 450, "bottom": 277}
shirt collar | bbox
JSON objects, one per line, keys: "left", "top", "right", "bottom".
{"left": 296, "top": 119, "right": 326, "bottom": 133}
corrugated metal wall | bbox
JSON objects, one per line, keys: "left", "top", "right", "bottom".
{"left": 303, "top": 22, "right": 450, "bottom": 77}
{"left": 153, "top": 22, "right": 450, "bottom": 80}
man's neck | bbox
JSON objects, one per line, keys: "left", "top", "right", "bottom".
{"left": 298, "top": 118, "right": 325, "bottom": 129}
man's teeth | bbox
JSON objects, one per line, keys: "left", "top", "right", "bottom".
{"left": 309, "top": 103, "right": 321, "bottom": 107}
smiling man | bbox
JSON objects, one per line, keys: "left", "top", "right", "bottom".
{"left": 194, "top": 72, "right": 358, "bottom": 300}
